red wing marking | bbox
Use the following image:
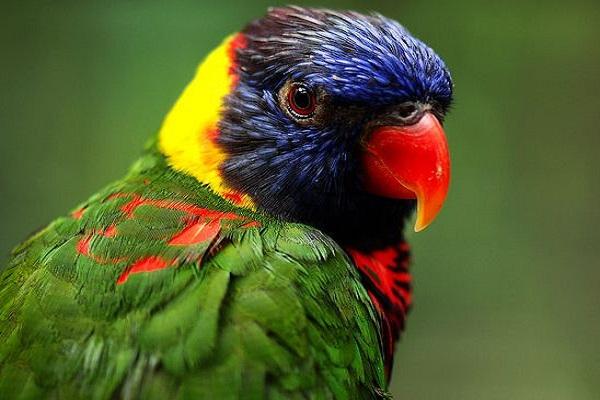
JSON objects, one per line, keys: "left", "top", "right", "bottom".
{"left": 79, "top": 192, "right": 260, "bottom": 284}
{"left": 116, "top": 256, "right": 171, "bottom": 285}
{"left": 115, "top": 194, "right": 245, "bottom": 221}
{"left": 75, "top": 232, "right": 124, "bottom": 265}
{"left": 71, "top": 207, "right": 87, "bottom": 220}
{"left": 120, "top": 195, "right": 145, "bottom": 217}
{"left": 168, "top": 219, "right": 222, "bottom": 246}
{"left": 222, "top": 191, "right": 245, "bottom": 205}
{"left": 76, "top": 235, "right": 92, "bottom": 256}
{"left": 99, "top": 225, "right": 117, "bottom": 238}
{"left": 76, "top": 225, "right": 117, "bottom": 255}
{"left": 241, "top": 220, "right": 261, "bottom": 228}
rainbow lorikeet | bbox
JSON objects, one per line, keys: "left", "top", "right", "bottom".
{"left": 0, "top": 7, "right": 452, "bottom": 400}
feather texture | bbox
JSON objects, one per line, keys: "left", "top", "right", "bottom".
{"left": 0, "top": 148, "right": 388, "bottom": 399}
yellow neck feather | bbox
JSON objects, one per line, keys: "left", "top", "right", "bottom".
{"left": 158, "top": 35, "right": 253, "bottom": 208}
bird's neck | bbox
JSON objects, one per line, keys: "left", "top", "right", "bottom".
{"left": 315, "top": 198, "right": 414, "bottom": 379}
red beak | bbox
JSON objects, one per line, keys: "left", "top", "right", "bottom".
{"left": 361, "top": 113, "right": 450, "bottom": 232}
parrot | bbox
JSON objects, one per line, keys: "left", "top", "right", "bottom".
{"left": 0, "top": 6, "right": 453, "bottom": 400}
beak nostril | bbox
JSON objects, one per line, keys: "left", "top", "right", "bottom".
{"left": 397, "top": 102, "right": 419, "bottom": 120}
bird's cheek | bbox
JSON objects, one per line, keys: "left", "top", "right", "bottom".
{"left": 360, "top": 113, "right": 451, "bottom": 232}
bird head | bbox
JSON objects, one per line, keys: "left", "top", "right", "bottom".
{"left": 158, "top": 7, "right": 453, "bottom": 241}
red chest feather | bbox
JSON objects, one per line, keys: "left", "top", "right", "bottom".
{"left": 346, "top": 242, "right": 412, "bottom": 377}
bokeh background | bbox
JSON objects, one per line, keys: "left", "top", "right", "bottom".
{"left": 1, "top": 0, "right": 599, "bottom": 398}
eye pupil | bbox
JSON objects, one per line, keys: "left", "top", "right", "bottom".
{"left": 293, "top": 87, "right": 311, "bottom": 109}
{"left": 287, "top": 83, "right": 317, "bottom": 118}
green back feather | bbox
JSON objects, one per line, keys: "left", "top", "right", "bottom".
{"left": 0, "top": 148, "right": 388, "bottom": 399}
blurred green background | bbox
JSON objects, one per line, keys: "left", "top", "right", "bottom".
{"left": 1, "top": 0, "right": 598, "bottom": 398}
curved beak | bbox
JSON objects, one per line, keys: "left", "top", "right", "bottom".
{"left": 361, "top": 113, "right": 450, "bottom": 232}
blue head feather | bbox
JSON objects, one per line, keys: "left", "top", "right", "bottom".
{"left": 219, "top": 7, "right": 453, "bottom": 242}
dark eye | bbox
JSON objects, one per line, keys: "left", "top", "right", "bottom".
{"left": 287, "top": 83, "right": 316, "bottom": 118}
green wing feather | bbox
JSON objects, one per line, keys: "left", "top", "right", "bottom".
{"left": 0, "top": 151, "right": 388, "bottom": 399}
